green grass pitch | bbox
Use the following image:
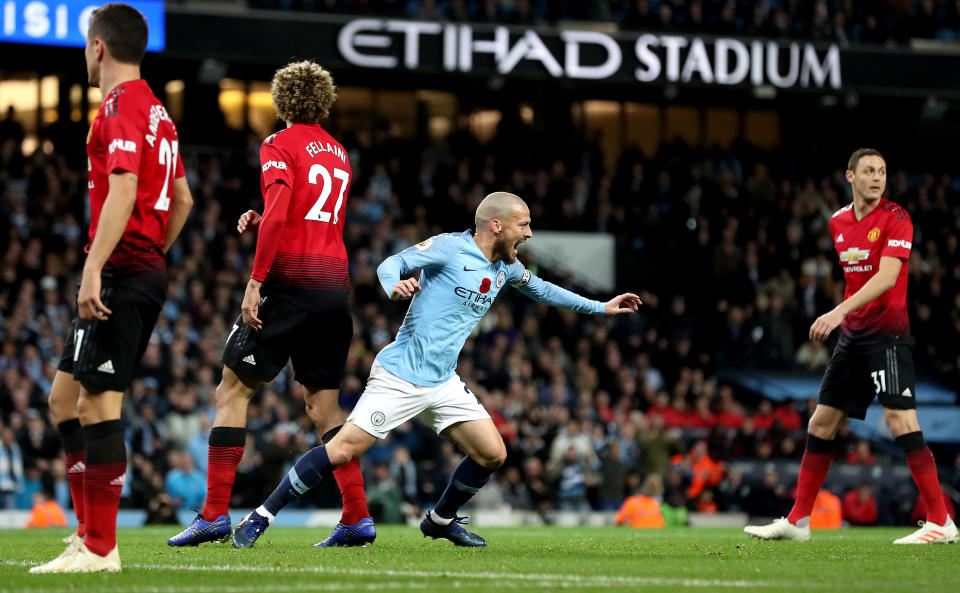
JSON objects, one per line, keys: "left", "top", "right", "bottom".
{"left": 0, "top": 526, "right": 956, "bottom": 592}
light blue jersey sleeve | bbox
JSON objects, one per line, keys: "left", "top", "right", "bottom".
{"left": 508, "top": 263, "right": 606, "bottom": 314}
{"left": 377, "top": 234, "right": 466, "bottom": 295}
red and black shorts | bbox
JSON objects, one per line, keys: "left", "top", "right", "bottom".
{"left": 818, "top": 333, "right": 917, "bottom": 420}
{"left": 221, "top": 295, "right": 353, "bottom": 390}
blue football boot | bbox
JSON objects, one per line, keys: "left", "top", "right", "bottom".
{"left": 419, "top": 513, "right": 486, "bottom": 547}
{"left": 314, "top": 517, "right": 377, "bottom": 547}
{"left": 231, "top": 510, "right": 271, "bottom": 548}
{"left": 167, "top": 514, "right": 231, "bottom": 546}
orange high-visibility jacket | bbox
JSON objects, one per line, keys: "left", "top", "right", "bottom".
{"left": 615, "top": 494, "right": 665, "bottom": 528}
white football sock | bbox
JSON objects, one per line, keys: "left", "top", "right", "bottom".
{"left": 256, "top": 505, "right": 276, "bottom": 524}
{"left": 429, "top": 510, "right": 453, "bottom": 525}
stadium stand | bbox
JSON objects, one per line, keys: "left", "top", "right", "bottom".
{"left": 1, "top": 101, "right": 958, "bottom": 525}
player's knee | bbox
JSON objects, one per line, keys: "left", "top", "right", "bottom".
{"left": 807, "top": 409, "right": 842, "bottom": 438}
{"left": 883, "top": 409, "right": 917, "bottom": 437}
{"left": 325, "top": 442, "right": 354, "bottom": 467}
{"left": 76, "top": 394, "right": 98, "bottom": 426}
{"left": 476, "top": 443, "right": 507, "bottom": 470}
{"left": 214, "top": 378, "right": 250, "bottom": 411}
{"left": 48, "top": 389, "right": 77, "bottom": 421}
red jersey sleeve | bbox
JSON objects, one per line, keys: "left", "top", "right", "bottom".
{"left": 881, "top": 214, "right": 913, "bottom": 260}
{"left": 100, "top": 112, "right": 144, "bottom": 175}
{"left": 260, "top": 139, "right": 294, "bottom": 189}
{"left": 174, "top": 151, "right": 185, "bottom": 179}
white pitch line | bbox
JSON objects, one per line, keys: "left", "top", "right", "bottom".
{"left": 0, "top": 559, "right": 775, "bottom": 588}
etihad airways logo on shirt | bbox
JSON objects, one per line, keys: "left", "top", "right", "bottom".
{"left": 455, "top": 285, "right": 494, "bottom": 314}
{"left": 108, "top": 139, "right": 136, "bottom": 154}
{"left": 262, "top": 160, "right": 288, "bottom": 172}
{"left": 887, "top": 239, "right": 912, "bottom": 249}
{"left": 839, "top": 247, "right": 870, "bottom": 265}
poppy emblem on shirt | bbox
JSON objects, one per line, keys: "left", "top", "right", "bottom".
{"left": 867, "top": 227, "right": 880, "bottom": 242}
{"left": 479, "top": 278, "right": 492, "bottom": 293}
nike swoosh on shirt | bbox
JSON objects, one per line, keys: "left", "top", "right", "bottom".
{"left": 463, "top": 266, "right": 477, "bottom": 272}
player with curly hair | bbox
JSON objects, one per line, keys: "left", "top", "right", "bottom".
{"left": 167, "top": 61, "right": 374, "bottom": 548}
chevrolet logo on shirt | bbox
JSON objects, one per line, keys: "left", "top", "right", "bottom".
{"left": 839, "top": 247, "right": 870, "bottom": 264}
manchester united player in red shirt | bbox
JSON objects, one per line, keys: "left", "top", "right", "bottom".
{"left": 167, "top": 61, "right": 373, "bottom": 548}
{"left": 32, "top": 4, "right": 194, "bottom": 574}
{"left": 746, "top": 149, "right": 957, "bottom": 544}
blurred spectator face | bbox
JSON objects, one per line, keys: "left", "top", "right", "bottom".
{"left": 524, "top": 457, "right": 543, "bottom": 478}
{"left": 692, "top": 440, "right": 708, "bottom": 459}
{"left": 392, "top": 447, "right": 410, "bottom": 464}
{"left": 763, "top": 470, "right": 779, "bottom": 487}
{"left": 858, "top": 484, "right": 873, "bottom": 502}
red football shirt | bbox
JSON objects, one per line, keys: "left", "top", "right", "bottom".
{"left": 829, "top": 198, "right": 913, "bottom": 337}
{"left": 252, "top": 123, "right": 351, "bottom": 310}
{"left": 86, "top": 79, "right": 183, "bottom": 288}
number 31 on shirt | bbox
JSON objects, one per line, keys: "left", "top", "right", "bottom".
{"left": 305, "top": 163, "right": 349, "bottom": 223}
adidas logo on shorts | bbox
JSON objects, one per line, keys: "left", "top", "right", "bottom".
{"left": 110, "top": 474, "right": 126, "bottom": 487}
{"left": 902, "top": 388, "right": 913, "bottom": 397}
{"left": 243, "top": 354, "right": 256, "bottom": 366}
{"left": 98, "top": 360, "right": 115, "bottom": 374}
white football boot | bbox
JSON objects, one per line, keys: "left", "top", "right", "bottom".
{"left": 894, "top": 517, "right": 959, "bottom": 544}
{"left": 744, "top": 517, "right": 811, "bottom": 541}
{"left": 29, "top": 533, "right": 85, "bottom": 574}
{"left": 58, "top": 543, "right": 121, "bottom": 573}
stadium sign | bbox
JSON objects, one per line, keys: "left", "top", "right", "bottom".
{"left": 159, "top": 9, "right": 960, "bottom": 98}
{"left": 337, "top": 19, "right": 840, "bottom": 90}
{"left": 0, "top": 0, "right": 165, "bottom": 51}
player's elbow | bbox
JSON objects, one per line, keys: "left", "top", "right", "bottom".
{"left": 174, "top": 190, "right": 194, "bottom": 211}
{"left": 172, "top": 179, "right": 194, "bottom": 211}
{"left": 880, "top": 275, "right": 898, "bottom": 292}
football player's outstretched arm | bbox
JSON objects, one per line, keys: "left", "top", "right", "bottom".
{"left": 78, "top": 171, "right": 138, "bottom": 321}
{"left": 809, "top": 256, "right": 902, "bottom": 342}
{"left": 164, "top": 176, "right": 194, "bottom": 253}
{"left": 512, "top": 268, "right": 641, "bottom": 315}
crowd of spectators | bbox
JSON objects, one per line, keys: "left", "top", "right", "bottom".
{"left": 1, "top": 103, "right": 959, "bottom": 526}
{"left": 243, "top": 0, "right": 960, "bottom": 45}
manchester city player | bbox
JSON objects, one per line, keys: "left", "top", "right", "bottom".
{"left": 232, "top": 192, "right": 641, "bottom": 548}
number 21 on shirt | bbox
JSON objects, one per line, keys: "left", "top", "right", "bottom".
{"left": 305, "top": 163, "right": 349, "bottom": 223}
{"left": 154, "top": 137, "right": 179, "bottom": 212}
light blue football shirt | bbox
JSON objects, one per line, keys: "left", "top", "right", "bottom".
{"left": 375, "top": 230, "right": 606, "bottom": 387}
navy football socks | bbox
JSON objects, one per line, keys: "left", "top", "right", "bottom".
{"left": 262, "top": 445, "right": 332, "bottom": 517}
{"left": 432, "top": 457, "right": 494, "bottom": 520}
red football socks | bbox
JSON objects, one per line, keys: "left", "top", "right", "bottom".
{"left": 83, "top": 462, "right": 126, "bottom": 556}
{"left": 203, "top": 427, "right": 247, "bottom": 522}
{"left": 906, "top": 447, "right": 948, "bottom": 526}
{"left": 57, "top": 419, "right": 86, "bottom": 538}
{"left": 203, "top": 445, "right": 244, "bottom": 521}
{"left": 82, "top": 420, "right": 126, "bottom": 557}
{"left": 333, "top": 458, "right": 370, "bottom": 525}
{"left": 65, "top": 450, "right": 87, "bottom": 538}
{"left": 787, "top": 435, "right": 834, "bottom": 525}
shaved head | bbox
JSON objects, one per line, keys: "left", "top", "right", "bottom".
{"left": 476, "top": 192, "right": 527, "bottom": 229}
{"left": 474, "top": 191, "right": 532, "bottom": 264}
